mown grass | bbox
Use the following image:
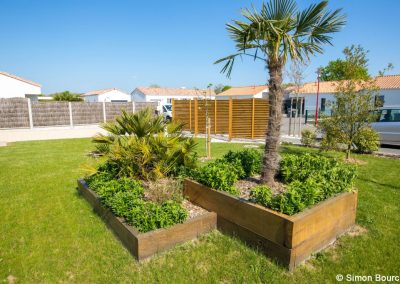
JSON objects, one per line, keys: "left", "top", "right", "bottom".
{"left": 0, "top": 138, "right": 399, "bottom": 283}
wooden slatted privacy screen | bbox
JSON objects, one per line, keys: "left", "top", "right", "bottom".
{"left": 172, "top": 98, "right": 269, "bottom": 140}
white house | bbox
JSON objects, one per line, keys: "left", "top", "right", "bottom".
{"left": 293, "top": 74, "right": 400, "bottom": 117}
{"left": 216, "top": 85, "right": 269, "bottom": 100}
{"left": 131, "top": 87, "right": 215, "bottom": 106}
{"left": 0, "top": 71, "right": 41, "bottom": 98}
{"left": 82, "top": 88, "right": 131, "bottom": 102}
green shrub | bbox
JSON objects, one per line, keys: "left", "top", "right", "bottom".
{"left": 222, "top": 149, "right": 262, "bottom": 178}
{"left": 301, "top": 129, "right": 316, "bottom": 147}
{"left": 250, "top": 185, "right": 272, "bottom": 207}
{"left": 248, "top": 154, "right": 358, "bottom": 215}
{"left": 126, "top": 200, "right": 188, "bottom": 233}
{"left": 279, "top": 153, "right": 357, "bottom": 191}
{"left": 107, "top": 191, "right": 144, "bottom": 217}
{"left": 354, "top": 127, "right": 379, "bottom": 154}
{"left": 92, "top": 108, "right": 198, "bottom": 180}
{"left": 192, "top": 160, "right": 239, "bottom": 195}
{"left": 86, "top": 176, "right": 144, "bottom": 206}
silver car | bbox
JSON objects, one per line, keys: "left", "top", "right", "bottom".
{"left": 371, "top": 106, "right": 400, "bottom": 146}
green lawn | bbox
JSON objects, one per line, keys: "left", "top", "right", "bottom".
{"left": 0, "top": 138, "right": 399, "bottom": 283}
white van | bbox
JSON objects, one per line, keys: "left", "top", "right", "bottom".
{"left": 371, "top": 106, "right": 400, "bottom": 146}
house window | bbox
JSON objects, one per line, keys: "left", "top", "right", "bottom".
{"left": 321, "top": 98, "right": 326, "bottom": 112}
{"left": 167, "top": 98, "right": 172, "bottom": 104}
{"left": 375, "top": 95, "right": 385, "bottom": 108}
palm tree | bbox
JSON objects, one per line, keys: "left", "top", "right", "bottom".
{"left": 215, "top": 0, "right": 346, "bottom": 186}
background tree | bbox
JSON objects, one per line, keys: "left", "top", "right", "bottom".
{"left": 214, "top": 0, "right": 345, "bottom": 186}
{"left": 319, "top": 79, "right": 379, "bottom": 159}
{"left": 378, "top": 63, "right": 394, "bottom": 76}
{"left": 320, "top": 44, "right": 370, "bottom": 81}
{"left": 52, "top": 91, "right": 83, "bottom": 101}
{"left": 149, "top": 84, "right": 161, "bottom": 88}
{"left": 214, "top": 84, "right": 232, "bottom": 94}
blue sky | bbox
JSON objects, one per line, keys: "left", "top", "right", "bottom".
{"left": 1, "top": 0, "right": 399, "bottom": 94}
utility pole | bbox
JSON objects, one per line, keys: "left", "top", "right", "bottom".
{"left": 314, "top": 68, "right": 322, "bottom": 126}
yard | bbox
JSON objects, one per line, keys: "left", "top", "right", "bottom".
{"left": 0, "top": 138, "right": 399, "bottom": 283}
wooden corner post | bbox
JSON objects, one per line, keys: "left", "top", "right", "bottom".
{"left": 189, "top": 99, "right": 192, "bottom": 130}
{"left": 251, "top": 98, "right": 255, "bottom": 139}
{"left": 228, "top": 97, "right": 233, "bottom": 141}
{"left": 214, "top": 98, "right": 217, "bottom": 134}
{"left": 194, "top": 98, "right": 198, "bottom": 137}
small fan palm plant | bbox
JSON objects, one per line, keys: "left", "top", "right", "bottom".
{"left": 93, "top": 108, "right": 197, "bottom": 180}
{"left": 215, "top": 0, "right": 346, "bottom": 186}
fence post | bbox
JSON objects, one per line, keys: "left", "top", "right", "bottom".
{"left": 228, "top": 98, "right": 233, "bottom": 141}
{"left": 172, "top": 99, "right": 175, "bottom": 121}
{"left": 194, "top": 98, "right": 198, "bottom": 137}
{"left": 102, "top": 101, "right": 107, "bottom": 123}
{"left": 189, "top": 100, "right": 192, "bottom": 130}
{"left": 214, "top": 98, "right": 217, "bottom": 134}
{"left": 68, "top": 102, "right": 73, "bottom": 128}
{"left": 251, "top": 98, "right": 255, "bottom": 139}
{"left": 27, "top": 98, "right": 33, "bottom": 129}
{"left": 132, "top": 101, "right": 135, "bottom": 113}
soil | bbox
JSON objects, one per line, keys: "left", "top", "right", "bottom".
{"left": 234, "top": 175, "right": 286, "bottom": 201}
{"left": 344, "top": 157, "right": 367, "bottom": 165}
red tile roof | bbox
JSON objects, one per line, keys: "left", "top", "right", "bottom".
{"left": 217, "top": 85, "right": 268, "bottom": 96}
{"left": 298, "top": 75, "right": 400, "bottom": 94}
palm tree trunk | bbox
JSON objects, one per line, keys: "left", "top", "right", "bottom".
{"left": 261, "top": 58, "right": 284, "bottom": 186}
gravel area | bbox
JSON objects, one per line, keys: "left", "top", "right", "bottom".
{"left": 182, "top": 199, "right": 208, "bottom": 219}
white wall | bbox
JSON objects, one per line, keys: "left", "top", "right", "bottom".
{"left": 0, "top": 74, "right": 41, "bottom": 98}
{"left": 216, "top": 90, "right": 268, "bottom": 100}
{"left": 131, "top": 89, "right": 214, "bottom": 106}
{"left": 84, "top": 90, "right": 131, "bottom": 102}
{"left": 380, "top": 89, "right": 400, "bottom": 106}
{"left": 301, "top": 89, "right": 400, "bottom": 114}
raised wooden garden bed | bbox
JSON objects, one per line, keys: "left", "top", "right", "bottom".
{"left": 77, "top": 179, "right": 217, "bottom": 260}
{"left": 183, "top": 179, "right": 357, "bottom": 270}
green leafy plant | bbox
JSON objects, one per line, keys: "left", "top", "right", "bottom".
{"left": 222, "top": 149, "right": 262, "bottom": 178}
{"left": 192, "top": 160, "right": 239, "bottom": 195}
{"left": 91, "top": 177, "right": 144, "bottom": 206}
{"left": 354, "top": 127, "right": 379, "bottom": 154}
{"left": 301, "top": 129, "right": 316, "bottom": 147}
{"left": 126, "top": 200, "right": 188, "bottom": 233}
{"left": 250, "top": 185, "right": 272, "bottom": 207}
{"left": 92, "top": 108, "right": 198, "bottom": 180}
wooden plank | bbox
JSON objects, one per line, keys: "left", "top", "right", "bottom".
{"left": 77, "top": 179, "right": 217, "bottom": 261}
{"left": 138, "top": 212, "right": 217, "bottom": 260}
{"left": 218, "top": 216, "right": 294, "bottom": 270}
{"left": 290, "top": 191, "right": 357, "bottom": 248}
{"left": 228, "top": 98, "right": 233, "bottom": 141}
{"left": 184, "top": 179, "right": 293, "bottom": 247}
{"left": 194, "top": 98, "right": 198, "bottom": 136}
{"left": 77, "top": 180, "right": 140, "bottom": 259}
{"left": 214, "top": 98, "right": 217, "bottom": 134}
{"left": 189, "top": 100, "right": 192, "bottom": 130}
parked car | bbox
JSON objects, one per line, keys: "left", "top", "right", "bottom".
{"left": 162, "top": 104, "right": 172, "bottom": 121}
{"left": 371, "top": 106, "right": 400, "bottom": 146}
